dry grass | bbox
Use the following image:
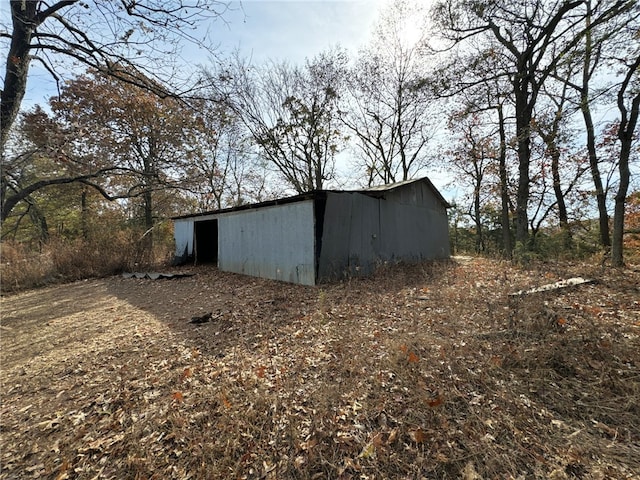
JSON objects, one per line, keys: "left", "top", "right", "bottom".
{"left": 0, "top": 235, "right": 172, "bottom": 293}
{"left": 1, "top": 257, "right": 639, "bottom": 479}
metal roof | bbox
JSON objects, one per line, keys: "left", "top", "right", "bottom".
{"left": 172, "top": 176, "right": 450, "bottom": 220}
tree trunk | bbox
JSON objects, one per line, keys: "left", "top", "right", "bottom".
{"left": 514, "top": 85, "right": 532, "bottom": 250}
{"left": 612, "top": 85, "right": 640, "bottom": 266}
{"left": 143, "top": 189, "right": 154, "bottom": 253}
{"left": 497, "top": 105, "right": 512, "bottom": 258}
{"left": 550, "top": 144, "right": 572, "bottom": 249}
{"left": 582, "top": 100, "right": 610, "bottom": 248}
{"left": 27, "top": 198, "right": 49, "bottom": 244}
{"left": 473, "top": 185, "right": 484, "bottom": 253}
{"left": 81, "top": 186, "right": 89, "bottom": 240}
{"left": 1, "top": 1, "right": 38, "bottom": 150}
{"left": 612, "top": 140, "right": 631, "bottom": 267}
{"left": 581, "top": 6, "right": 610, "bottom": 249}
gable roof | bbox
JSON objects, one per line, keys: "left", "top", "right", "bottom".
{"left": 172, "top": 176, "right": 450, "bottom": 220}
{"left": 357, "top": 177, "right": 450, "bottom": 207}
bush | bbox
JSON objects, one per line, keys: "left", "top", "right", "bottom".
{"left": 1, "top": 228, "right": 174, "bottom": 293}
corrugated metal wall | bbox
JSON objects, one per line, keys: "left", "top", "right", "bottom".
{"left": 378, "top": 181, "right": 450, "bottom": 260}
{"left": 317, "top": 192, "right": 381, "bottom": 281}
{"left": 317, "top": 181, "right": 450, "bottom": 282}
{"left": 174, "top": 178, "right": 450, "bottom": 284}
{"left": 218, "top": 200, "right": 316, "bottom": 285}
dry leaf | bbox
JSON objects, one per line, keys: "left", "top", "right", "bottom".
{"left": 220, "top": 392, "right": 232, "bottom": 409}
{"left": 358, "top": 441, "right": 376, "bottom": 459}
{"left": 409, "top": 427, "right": 427, "bottom": 443}
{"left": 299, "top": 438, "right": 317, "bottom": 451}
{"left": 407, "top": 351, "right": 419, "bottom": 363}
{"left": 462, "top": 461, "right": 483, "bottom": 480}
{"left": 171, "top": 391, "right": 184, "bottom": 403}
{"left": 294, "top": 455, "right": 306, "bottom": 469}
{"left": 256, "top": 365, "right": 267, "bottom": 378}
{"left": 54, "top": 458, "right": 70, "bottom": 480}
{"left": 489, "top": 355, "right": 503, "bottom": 367}
{"left": 427, "top": 394, "right": 443, "bottom": 408}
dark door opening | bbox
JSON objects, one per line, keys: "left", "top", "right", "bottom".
{"left": 194, "top": 219, "right": 218, "bottom": 264}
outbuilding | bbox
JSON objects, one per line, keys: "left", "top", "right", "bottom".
{"left": 173, "top": 177, "right": 450, "bottom": 285}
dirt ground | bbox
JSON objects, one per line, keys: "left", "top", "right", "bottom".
{"left": 1, "top": 258, "right": 639, "bottom": 479}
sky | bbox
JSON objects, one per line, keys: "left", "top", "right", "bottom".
{"left": 206, "top": 0, "right": 385, "bottom": 63}
{"left": 14, "top": 0, "right": 390, "bottom": 108}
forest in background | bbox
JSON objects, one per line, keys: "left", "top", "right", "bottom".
{"left": 1, "top": 0, "right": 639, "bottom": 291}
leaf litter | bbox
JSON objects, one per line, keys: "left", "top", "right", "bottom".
{"left": 1, "top": 257, "right": 639, "bottom": 479}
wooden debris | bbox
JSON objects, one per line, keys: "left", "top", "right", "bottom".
{"left": 509, "top": 277, "right": 595, "bottom": 297}
{"left": 189, "top": 312, "right": 213, "bottom": 324}
{"left": 122, "top": 272, "right": 194, "bottom": 280}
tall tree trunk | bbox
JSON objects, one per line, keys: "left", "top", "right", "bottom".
{"left": 612, "top": 66, "right": 640, "bottom": 266}
{"left": 536, "top": 108, "right": 572, "bottom": 249}
{"left": 497, "top": 105, "right": 512, "bottom": 258}
{"left": 27, "top": 198, "right": 49, "bottom": 244}
{"left": 1, "top": 1, "right": 38, "bottom": 150}
{"left": 81, "top": 186, "right": 89, "bottom": 240}
{"left": 142, "top": 153, "right": 155, "bottom": 254}
{"left": 550, "top": 144, "right": 571, "bottom": 248}
{"left": 473, "top": 185, "right": 484, "bottom": 253}
{"left": 582, "top": 101, "right": 610, "bottom": 249}
{"left": 514, "top": 85, "right": 532, "bottom": 249}
{"left": 581, "top": 4, "right": 610, "bottom": 249}
{"left": 143, "top": 189, "right": 154, "bottom": 253}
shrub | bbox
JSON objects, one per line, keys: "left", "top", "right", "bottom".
{"left": 1, "top": 227, "right": 174, "bottom": 293}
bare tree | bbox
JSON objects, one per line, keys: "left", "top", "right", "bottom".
{"left": 432, "top": 0, "right": 633, "bottom": 250}
{"left": 1, "top": 0, "right": 229, "bottom": 151}
{"left": 612, "top": 53, "right": 640, "bottom": 266}
{"left": 181, "top": 99, "right": 268, "bottom": 211}
{"left": 344, "top": 0, "right": 438, "bottom": 186}
{"left": 212, "top": 50, "right": 348, "bottom": 193}
{"left": 446, "top": 109, "right": 498, "bottom": 253}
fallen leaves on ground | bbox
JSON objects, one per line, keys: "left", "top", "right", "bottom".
{"left": 1, "top": 257, "right": 639, "bottom": 479}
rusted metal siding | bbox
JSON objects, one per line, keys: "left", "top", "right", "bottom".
{"left": 218, "top": 200, "right": 316, "bottom": 286}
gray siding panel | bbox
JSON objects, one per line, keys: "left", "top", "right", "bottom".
{"left": 317, "top": 192, "right": 381, "bottom": 281}
{"left": 378, "top": 202, "right": 449, "bottom": 260}
{"left": 174, "top": 219, "right": 194, "bottom": 258}
{"left": 174, "top": 177, "right": 450, "bottom": 284}
{"left": 317, "top": 182, "right": 450, "bottom": 281}
{"left": 379, "top": 182, "right": 450, "bottom": 259}
{"left": 218, "top": 200, "right": 316, "bottom": 285}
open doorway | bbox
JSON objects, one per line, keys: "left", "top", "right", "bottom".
{"left": 194, "top": 219, "right": 218, "bottom": 264}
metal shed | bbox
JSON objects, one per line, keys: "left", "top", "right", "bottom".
{"left": 173, "top": 177, "right": 450, "bottom": 285}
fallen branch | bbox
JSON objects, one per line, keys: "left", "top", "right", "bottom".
{"left": 509, "top": 277, "right": 595, "bottom": 297}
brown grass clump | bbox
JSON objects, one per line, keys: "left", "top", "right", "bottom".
{"left": 1, "top": 257, "right": 638, "bottom": 479}
{"left": 0, "top": 233, "right": 172, "bottom": 293}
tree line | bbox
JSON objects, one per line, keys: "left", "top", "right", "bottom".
{"left": 1, "top": 0, "right": 638, "bottom": 266}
